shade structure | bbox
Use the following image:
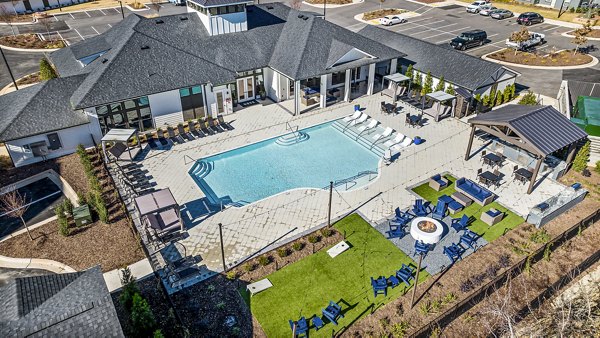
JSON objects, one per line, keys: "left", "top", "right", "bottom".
{"left": 101, "top": 128, "right": 141, "bottom": 163}
{"left": 134, "top": 188, "right": 178, "bottom": 217}
{"left": 423, "top": 91, "right": 456, "bottom": 122}
{"left": 101, "top": 128, "right": 137, "bottom": 142}
{"left": 134, "top": 188, "right": 184, "bottom": 236}
{"left": 383, "top": 73, "right": 410, "bottom": 83}
{"left": 426, "top": 90, "right": 456, "bottom": 103}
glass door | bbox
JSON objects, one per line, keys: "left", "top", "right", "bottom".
{"left": 216, "top": 92, "right": 225, "bottom": 114}
{"left": 246, "top": 77, "right": 254, "bottom": 99}
{"left": 236, "top": 76, "right": 255, "bottom": 102}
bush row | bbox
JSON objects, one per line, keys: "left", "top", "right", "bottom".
{"left": 76, "top": 144, "right": 110, "bottom": 223}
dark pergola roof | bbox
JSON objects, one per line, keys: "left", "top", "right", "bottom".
{"left": 468, "top": 105, "right": 588, "bottom": 157}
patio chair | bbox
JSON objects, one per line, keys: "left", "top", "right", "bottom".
{"left": 443, "top": 243, "right": 463, "bottom": 264}
{"left": 177, "top": 124, "right": 194, "bottom": 141}
{"left": 350, "top": 113, "right": 368, "bottom": 127}
{"left": 392, "top": 207, "right": 412, "bottom": 223}
{"left": 343, "top": 110, "right": 361, "bottom": 123}
{"left": 372, "top": 127, "right": 394, "bottom": 144}
{"left": 429, "top": 174, "right": 449, "bottom": 191}
{"left": 156, "top": 129, "right": 170, "bottom": 146}
{"left": 388, "top": 275, "right": 400, "bottom": 288}
{"left": 289, "top": 317, "right": 308, "bottom": 337}
{"left": 460, "top": 230, "right": 479, "bottom": 251}
{"left": 384, "top": 134, "right": 405, "bottom": 149}
{"left": 397, "top": 137, "right": 413, "bottom": 148}
{"left": 451, "top": 214, "right": 470, "bottom": 232}
{"left": 414, "top": 240, "right": 431, "bottom": 256}
{"left": 412, "top": 199, "right": 429, "bottom": 217}
{"left": 431, "top": 200, "right": 448, "bottom": 220}
{"left": 380, "top": 101, "right": 387, "bottom": 114}
{"left": 188, "top": 121, "right": 205, "bottom": 138}
{"left": 207, "top": 117, "right": 224, "bottom": 133}
{"left": 396, "top": 264, "right": 415, "bottom": 286}
{"left": 477, "top": 168, "right": 483, "bottom": 176}
{"left": 356, "top": 119, "right": 377, "bottom": 134}
{"left": 322, "top": 301, "right": 344, "bottom": 325}
{"left": 167, "top": 126, "right": 184, "bottom": 144}
{"left": 386, "top": 224, "right": 406, "bottom": 239}
{"left": 512, "top": 165, "right": 519, "bottom": 177}
{"left": 371, "top": 276, "right": 387, "bottom": 297}
{"left": 312, "top": 316, "right": 325, "bottom": 331}
{"left": 480, "top": 150, "right": 486, "bottom": 161}
{"left": 217, "top": 115, "right": 234, "bottom": 130}
{"left": 199, "top": 119, "right": 215, "bottom": 136}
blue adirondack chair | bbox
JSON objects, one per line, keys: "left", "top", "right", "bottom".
{"left": 289, "top": 317, "right": 309, "bottom": 337}
{"left": 443, "top": 243, "right": 463, "bottom": 264}
{"left": 431, "top": 200, "right": 447, "bottom": 220}
{"left": 371, "top": 276, "right": 388, "bottom": 297}
{"left": 322, "top": 301, "right": 344, "bottom": 325}
{"left": 412, "top": 199, "right": 429, "bottom": 217}
{"left": 451, "top": 214, "right": 470, "bottom": 232}
{"left": 414, "top": 240, "right": 431, "bottom": 256}
{"left": 312, "top": 316, "right": 325, "bottom": 330}
{"left": 388, "top": 275, "right": 400, "bottom": 288}
{"left": 394, "top": 208, "right": 413, "bottom": 223}
{"left": 396, "top": 264, "right": 415, "bottom": 287}
{"left": 460, "top": 230, "right": 478, "bottom": 251}
{"left": 386, "top": 224, "right": 406, "bottom": 239}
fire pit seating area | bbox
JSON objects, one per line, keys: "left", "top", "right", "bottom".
{"left": 428, "top": 174, "right": 449, "bottom": 191}
{"left": 455, "top": 177, "right": 495, "bottom": 206}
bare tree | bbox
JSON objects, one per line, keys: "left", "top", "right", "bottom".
{"left": 509, "top": 26, "right": 530, "bottom": 56}
{"left": 289, "top": 0, "right": 302, "bottom": 10}
{"left": 0, "top": 5, "right": 16, "bottom": 36}
{"left": 0, "top": 188, "right": 33, "bottom": 240}
{"left": 572, "top": 21, "right": 592, "bottom": 55}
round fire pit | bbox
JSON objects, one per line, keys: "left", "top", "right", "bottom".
{"left": 410, "top": 217, "right": 443, "bottom": 244}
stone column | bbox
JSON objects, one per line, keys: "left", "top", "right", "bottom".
{"left": 367, "top": 63, "right": 376, "bottom": 96}
{"left": 294, "top": 80, "right": 301, "bottom": 116}
{"left": 390, "top": 58, "right": 398, "bottom": 74}
{"left": 344, "top": 69, "right": 351, "bottom": 102}
{"left": 320, "top": 74, "right": 327, "bottom": 108}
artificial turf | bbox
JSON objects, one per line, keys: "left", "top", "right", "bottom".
{"left": 411, "top": 174, "right": 524, "bottom": 243}
{"left": 243, "top": 213, "right": 428, "bottom": 337}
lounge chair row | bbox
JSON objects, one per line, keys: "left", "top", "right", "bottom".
{"left": 343, "top": 111, "right": 413, "bottom": 152}
{"left": 147, "top": 116, "right": 233, "bottom": 149}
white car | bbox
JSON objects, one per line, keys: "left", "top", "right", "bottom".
{"left": 479, "top": 6, "right": 497, "bottom": 16}
{"left": 379, "top": 15, "right": 407, "bottom": 26}
{"left": 466, "top": 1, "right": 489, "bottom": 13}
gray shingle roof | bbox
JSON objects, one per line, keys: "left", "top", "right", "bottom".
{"left": 566, "top": 80, "right": 600, "bottom": 106}
{"left": 48, "top": 3, "right": 404, "bottom": 109}
{"left": 189, "top": 0, "right": 251, "bottom": 6}
{"left": 70, "top": 36, "right": 112, "bottom": 60}
{"left": 468, "top": 105, "right": 588, "bottom": 156}
{"left": 0, "top": 75, "right": 90, "bottom": 142}
{"left": 357, "top": 25, "right": 516, "bottom": 91}
{"left": 0, "top": 266, "right": 124, "bottom": 337}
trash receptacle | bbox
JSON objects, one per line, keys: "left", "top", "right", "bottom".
{"left": 73, "top": 204, "right": 92, "bottom": 227}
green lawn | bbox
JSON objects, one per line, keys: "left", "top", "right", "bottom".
{"left": 412, "top": 175, "right": 524, "bottom": 243}
{"left": 243, "top": 214, "right": 428, "bottom": 337}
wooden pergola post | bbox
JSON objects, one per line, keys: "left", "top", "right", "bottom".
{"left": 527, "top": 156, "right": 544, "bottom": 194}
{"left": 464, "top": 126, "right": 476, "bottom": 161}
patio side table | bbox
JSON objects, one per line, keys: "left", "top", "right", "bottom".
{"left": 73, "top": 204, "right": 92, "bottom": 227}
{"left": 413, "top": 137, "right": 424, "bottom": 145}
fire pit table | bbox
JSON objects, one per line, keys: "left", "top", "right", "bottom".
{"left": 410, "top": 217, "right": 444, "bottom": 244}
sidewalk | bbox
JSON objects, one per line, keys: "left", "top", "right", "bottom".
{"left": 103, "top": 258, "right": 154, "bottom": 292}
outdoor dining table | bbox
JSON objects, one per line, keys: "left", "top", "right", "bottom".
{"left": 408, "top": 114, "right": 421, "bottom": 127}
{"left": 514, "top": 168, "right": 533, "bottom": 184}
{"left": 383, "top": 103, "right": 397, "bottom": 114}
{"left": 483, "top": 153, "right": 503, "bottom": 168}
{"left": 479, "top": 170, "right": 500, "bottom": 187}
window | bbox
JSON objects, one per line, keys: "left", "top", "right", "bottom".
{"left": 331, "top": 71, "right": 345, "bottom": 86}
{"left": 95, "top": 96, "right": 152, "bottom": 134}
{"left": 180, "top": 86, "right": 205, "bottom": 121}
{"left": 46, "top": 133, "right": 62, "bottom": 150}
{"left": 209, "top": 4, "right": 244, "bottom": 15}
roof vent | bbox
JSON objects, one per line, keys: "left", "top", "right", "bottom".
{"left": 302, "top": 16, "right": 309, "bottom": 20}
{"left": 266, "top": 5, "right": 273, "bottom": 9}
{"left": 155, "top": 19, "right": 164, "bottom": 24}
{"left": 141, "top": 45, "right": 150, "bottom": 50}
{"left": 180, "top": 16, "right": 188, "bottom": 21}
{"left": 101, "top": 58, "right": 108, "bottom": 63}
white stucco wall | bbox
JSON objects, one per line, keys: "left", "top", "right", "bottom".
{"left": 5, "top": 123, "right": 97, "bottom": 167}
{"left": 148, "top": 90, "right": 184, "bottom": 127}
{"left": 209, "top": 11, "right": 247, "bottom": 35}
{"left": 263, "top": 68, "right": 279, "bottom": 102}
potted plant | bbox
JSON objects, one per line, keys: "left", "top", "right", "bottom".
{"left": 258, "top": 82, "right": 266, "bottom": 100}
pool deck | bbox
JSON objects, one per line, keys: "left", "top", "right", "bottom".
{"left": 135, "top": 96, "right": 566, "bottom": 278}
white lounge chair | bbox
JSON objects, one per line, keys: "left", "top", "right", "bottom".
{"left": 398, "top": 137, "right": 413, "bottom": 148}
{"left": 343, "top": 111, "right": 361, "bottom": 123}
{"left": 372, "top": 127, "right": 394, "bottom": 143}
{"left": 356, "top": 119, "right": 378, "bottom": 134}
{"left": 350, "top": 114, "right": 368, "bottom": 126}
{"left": 384, "top": 133, "right": 405, "bottom": 148}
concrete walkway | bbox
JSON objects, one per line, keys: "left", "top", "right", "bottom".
{"left": 103, "top": 259, "right": 154, "bottom": 292}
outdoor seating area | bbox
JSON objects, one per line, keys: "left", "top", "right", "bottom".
{"left": 455, "top": 177, "right": 495, "bottom": 206}
{"left": 146, "top": 116, "right": 234, "bottom": 150}
{"left": 288, "top": 300, "right": 344, "bottom": 336}
{"left": 134, "top": 188, "right": 185, "bottom": 245}
{"left": 370, "top": 263, "right": 416, "bottom": 298}
{"left": 101, "top": 129, "right": 143, "bottom": 163}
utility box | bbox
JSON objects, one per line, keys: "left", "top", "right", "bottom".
{"left": 73, "top": 204, "right": 92, "bottom": 227}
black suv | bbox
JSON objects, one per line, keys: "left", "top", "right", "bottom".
{"left": 450, "top": 30, "right": 487, "bottom": 50}
{"left": 516, "top": 12, "right": 544, "bottom": 26}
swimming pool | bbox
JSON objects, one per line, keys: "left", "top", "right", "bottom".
{"left": 189, "top": 121, "right": 380, "bottom": 206}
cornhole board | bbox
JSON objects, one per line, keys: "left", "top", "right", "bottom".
{"left": 327, "top": 241, "right": 350, "bottom": 258}
{"left": 247, "top": 278, "right": 273, "bottom": 296}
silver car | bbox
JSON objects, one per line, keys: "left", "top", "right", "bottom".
{"left": 490, "top": 9, "right": 514, "bottom": 20}
{"left": 479, "top": 6, "right": 497, "bottom": 16}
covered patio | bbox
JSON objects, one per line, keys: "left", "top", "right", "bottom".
{"left": 422, "top": 91, "right": 456, "bottom": 122}
{"left": 381, "top": 73, "right": 411, "bottom": 101}
{"left": 465, "top": 105, "right": 588, "bottom": 194}
{"left": 101, "top": 128, "right": 142, "bottom": 164}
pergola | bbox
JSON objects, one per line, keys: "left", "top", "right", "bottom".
{"left": 422, "top": 90, "right": 456, "bottom": 122}
{"left": 134, "top": 188, "right": 184, "bottom": 240}
{"left": 381, "top": 73, "right": 411, "bottom": 101}
{"left": 101, "top": 128, "right": 142, "bottom": 164}
{"left": 465, "top": 105, "right": 588, "bottom": 194}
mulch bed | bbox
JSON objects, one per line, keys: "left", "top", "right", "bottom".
{"left": 0, "top": 153, "right": 145, "bottom": 272}
{"left": 16, "top": 72, "right": 40, "bottom": 86}
{"left": 305, "top": 0, "right": 352, "bottom": 4}
{"left": 363, "top": 9, "right": 408, "bottom": 21}
{"left": 0, "top": 34, "right": 64, "bottom": 49}
{"left": 488, "top": 49, "right": 594, "bottom": 66}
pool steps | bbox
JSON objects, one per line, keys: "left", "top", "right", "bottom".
{"left": 275, "top": 131, "right": 309, "bottom": 146}
{"left": 331, "top": 120, "right": 389, "bottom": 157}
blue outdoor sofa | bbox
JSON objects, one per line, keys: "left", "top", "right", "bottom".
{"left": 455, "top": 178, "right": 495, "bottom": 206}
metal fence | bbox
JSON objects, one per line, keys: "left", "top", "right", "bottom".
{"left": 410, "top": 208, "right": 600, "bottom": 338}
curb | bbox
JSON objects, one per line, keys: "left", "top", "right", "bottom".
{"left": 0, "top": 44, "right": 61, "bottom": 53}
{"left": 302, "top": 0, "right": 363, "bottom": 9}
{"left": 0, "top": 21, "right": 37, "bottom": 26}
{"left": 0, "top": 72, "right": 40, "bottom": 95}
{"left": 353, "top": 10, "right": 421, "bottom": 25}
{"left": 561, "top": 31, "right": 600, "bottom": 41}
{"left": 0, "top": 254, "right": 76, "bottom": 273}
{"left": 481, "top": 50, "right": 599, "bottom": 69}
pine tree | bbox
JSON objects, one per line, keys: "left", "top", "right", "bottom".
{"left": 434, "top": 76, "right": 445, "bottom": 92}
{"left": 482, "top": 94, "right": 490, "bottom": 107}
{"left": 503, "top": 86, "right": 512, "bottom": 103}
{"left": 572, "top": 141, "right": 590, "bottom": 172}
{"left": 405, "top": 64, "right": 414, "bottom": 82}
{"left": 446, "top": 84, "right": 455, "bottom": 95}
{"left": 495, "top": 92, "right": 503, "bottom": 106}
{"left": 421, "top": 71, "right": 433, "bottom": 96}
{"left": 39, "top": 58, "right": 57, "bottom": 80}
{"left": 130, "top": 293, "right": 156, "bottom": 336}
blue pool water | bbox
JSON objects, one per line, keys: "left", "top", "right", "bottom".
{"left": 189, "top": 121, "right": 380, "bottom": 206}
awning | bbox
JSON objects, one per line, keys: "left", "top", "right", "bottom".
{"left": 101, "top": 128, "right": 137, "bottom": 142}
{"left": 426, "top": 91, "right": 456, "bottom": 102}
{"left": 134, "top": 188, "right": 178, "bottom": 217}
{"left": 383, "top": 73, "right": 410, "bottom": 83}
{"left": 101, "top": 128, "right": 141, "bottom": 163}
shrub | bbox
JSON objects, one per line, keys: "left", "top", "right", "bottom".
{"left": 58, "top": 217, "right": 69, "bottom": 236}
{"left": 471, "top": 274, "right": 485, "bottom": 286}
{"left": 243, "top": 263, "right": 255, "bottom": 272}
{"left": 498, "top": 254, "right": 511, "bottom": 268}
{"left": 231, "top": 326, "right": 242, "bottom": 336}
{"left": 88, "top": 175, "right": 101, "bottom": 192}
{"left": 419, "top": 301, "right": 431, "bottom": 315}
{"left": 39, "top": 57, "right": 57, "bottom": 80}
{"left": 226, "top": 270, "right": 237, "bottom": 280}
{"left": 518, "top": 91, "right": 538, "bottom": 105}
{"left": 460, "top": 279, "right": 474, "bottom": 293}
{"left": 421, "top": 71, "right": 433, "bottom": 96}
{"left": 572, "top": 141, "right": 590, "bottom": 172}
{"left": 258, "top": 255, "right": 270, "bottom": 266}
{"left": 529, "top": 229, "right": 550, "bottom": 244}
{"left": 445, "top": 85, "right": 455, "bottom": 96}
{"left": 430, "top": 299, "right": 442, "bottom": 312}
{"left": 434, "top": 76, "right": 445, "bottom": 92}
{"left": 153, "top": 330, "right": 165, "bottom": 338}
{"left": 88, "top": 190, "right": 109, "bottom": 223}
{"left": 482, "top": 94, "right": 490, "bottom": 107}
{"left": 76, "top": 191, "right": 87, "bottom": 205}
{"left": 495, "top": 93, "right": 503, "bottom": 106}
{"left": 63, "top": 199, "right": 74, "bottom": 216}
{"left": 207, "top": 284, "right": 215, "bottom": 292}
{"left": 292, "top": 241, "right": 304, "bottom": 251}
{"left": 307, "top": 235, "right": 319, "bottom": 243}
{"left": 390, "top": 321, "right": 410, "bottom": 338}
{"left": 216, "top": 301, "right": 226, "bottom": 310}
{"left": 119, "top": 267, "right": 139, "bottom": 311}
{"left": 379, "top": 317, "right": 390, "bottom": 330}
{"left": 442, "top": 292, "right": 456, "bottom": 305}
{"left": 595, "top": 160, "right": 600, "bottom": 174}
{"left": 320, "top": 228, "right": 334, "bottom": 237}
{"left": 503, "top": 86, "right": 512, "bottom": 103}
{"left": 277, "top": 248, "right": 289, "bottom": 258}
{"left": 130, "top": 293, "right": 156, "bottom": 336}
{"left": 485, "top": 265, "right": 499, "bottom": 279}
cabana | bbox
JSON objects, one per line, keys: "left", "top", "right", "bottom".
{"left": 422, "top": 91, "right": 456, "bottom": 122}
{"left": 381, "top": 73, "right": 411, "bottom": 101}
{"left": 101, "top": 128, "right": 142, "bottom": 164}
{"left": 134, "top": 188, "right": 184, "bottom": 242}
{"left": 465, "top": 105, "right": 588, "bottom": 194}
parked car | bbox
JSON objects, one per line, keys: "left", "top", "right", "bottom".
{"left": 169, "top": 0, "right": 186, "bottom": 5}
{"left": 450, "top": 30, "right": 488, "bottom": 50}
{"left": 490, "top": 9, "right": 514, "bottom": 20}
{"left": 506, "top": 32, "right": 545, "bottom": 50}
{"left": 379, "top": 15, "right": 407, "bottom": 26}
{"left": 466, "top": 1, "right": 489, "bottom": 13}
{"left": 479, "top": 5, "right": 498, "bottom": 16}
{"left": 516, "top": 12, "right": 544, "bottom": 26}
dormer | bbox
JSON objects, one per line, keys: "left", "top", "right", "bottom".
{"left": 186, "top": 0, "right": 252, "bottom": 36}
